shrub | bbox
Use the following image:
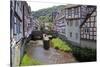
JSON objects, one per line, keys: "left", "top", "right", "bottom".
{"left": 51, "top": 38, "right": 72, "bottom": 52}
{"left": 71, "top": 45, "right": 96, "bottom": 62}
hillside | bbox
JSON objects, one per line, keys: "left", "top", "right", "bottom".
{"left": 32, "top": 5, "right": 65, "bottom": 21}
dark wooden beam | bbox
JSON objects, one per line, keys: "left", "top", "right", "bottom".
{"left": 80, "top": 6, "right": 96, "bottom": 27}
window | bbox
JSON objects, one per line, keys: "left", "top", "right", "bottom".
{"left": 87, "top": 28, "right": 89, "bottom": 33}
{"left": 94, "top": 32, "right": 96, "bottom": 35}
{"left": 67, "top": 22, "right": 69, "bottom": 25}
{"left": 13, "top": 17, "right": 17, "bottom": 35}
{"left": 91, "top": 23, "right": 94, "bottom": 27}
{"left": 74, "top": 7, "right": 79, "bottom": 15}
{"left": 20, "top": 22, "right": 22, "bottom": 33}
{"left": 87, "top": 23, "right": 90, "bottom": 27}
{"left": 90, "top": 32, "right": 93, "bottom": 35}
{"left": 16, "top": 19, "right": 21, "bottom": 34}
{"left": 76, "top": 33, "right": 78, "bottom": 39}
{"left": 35, "top": 27, "right": 38, "bottom": 30}
{"left": 70, "top": 32, "right": 72, "bottom": 37}
{"left": 14, "top": 17, "right": 21, "bottom": 35}
{"left": 67, "top": 20, "right": 69, "bottom": 25}
{"left": 84, "top": 27, "right": 89, "bottom": 34}
{"left": 84, "top": 25, "right": 89, "bottom": 34}
{"left": 68, "top": 8, "right": 72, "bottom": 16}
{"left": 94, "top": 28, "right": 96, "bottom": 31}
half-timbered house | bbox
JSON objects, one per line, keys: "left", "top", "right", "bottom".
{"left": 53, "top": 4, "right": 97, "bottom": 49}
{"left": 10, "top": 0, "right": 34, "bottom": 66}
{"left": 64, "top": 4, "right": 87, "bottom": 46}
{"left": 80, "top": 6, "right": 96, "bottom": 49}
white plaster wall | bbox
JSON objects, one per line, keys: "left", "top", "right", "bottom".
{"left": 65, "top": 20, "right": 81, "bottom": 45}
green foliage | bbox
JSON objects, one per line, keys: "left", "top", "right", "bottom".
{"left": 38, "top": 16, "right": 51, "bottom": 23}
{"left": 51, "top": 37, "right": 96, "bottom": 62}
{"left": 32, "top": 5, "right": 65, "bottom": 19}
{"left": 32, "top": 5, "right": 65, "bottom": 31}
{"left": 32, "top": 5, "right": 65, "bottom": 25}
{"left": 70, "top": 45, "right": 96, "bottom": 62}
{"left": 51, "top": 38, "right": 72, "bottom": 52}
{"left": 20, "top": 54, "right": 42, "bottom": 66}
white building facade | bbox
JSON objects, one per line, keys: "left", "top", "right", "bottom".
{"left": 54, "top": 4, "right": 96, "bottom": 48}
{"left": 65, "top": 5, "right": 87, "bottom": 45}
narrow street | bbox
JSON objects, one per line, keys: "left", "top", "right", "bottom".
{"left": 26, "top": 39, "right": 77, "bottom": 65}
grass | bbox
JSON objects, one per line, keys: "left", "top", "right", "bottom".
{"left": 20, "top": 54, "right": 42, "bottom": 66}
{"left": 51, "top": 37, "right": 72, "bottom": 52}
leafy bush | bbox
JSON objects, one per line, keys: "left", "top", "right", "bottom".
{"left": 51, "top": 38, "right": 72, "bottom": 52}
{"left": 71, "top": 45, "right": 96, "bottom": 62}
{"left": 20, "top": 54, "right": 42, "bottom": 66}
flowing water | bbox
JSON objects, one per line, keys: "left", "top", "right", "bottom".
{"left": 26, "top": 40, "right": 77, "bottom": 65}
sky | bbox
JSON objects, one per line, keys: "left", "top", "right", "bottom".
{"left": 27, "top": 0, "right": 67, "bottom": 11}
